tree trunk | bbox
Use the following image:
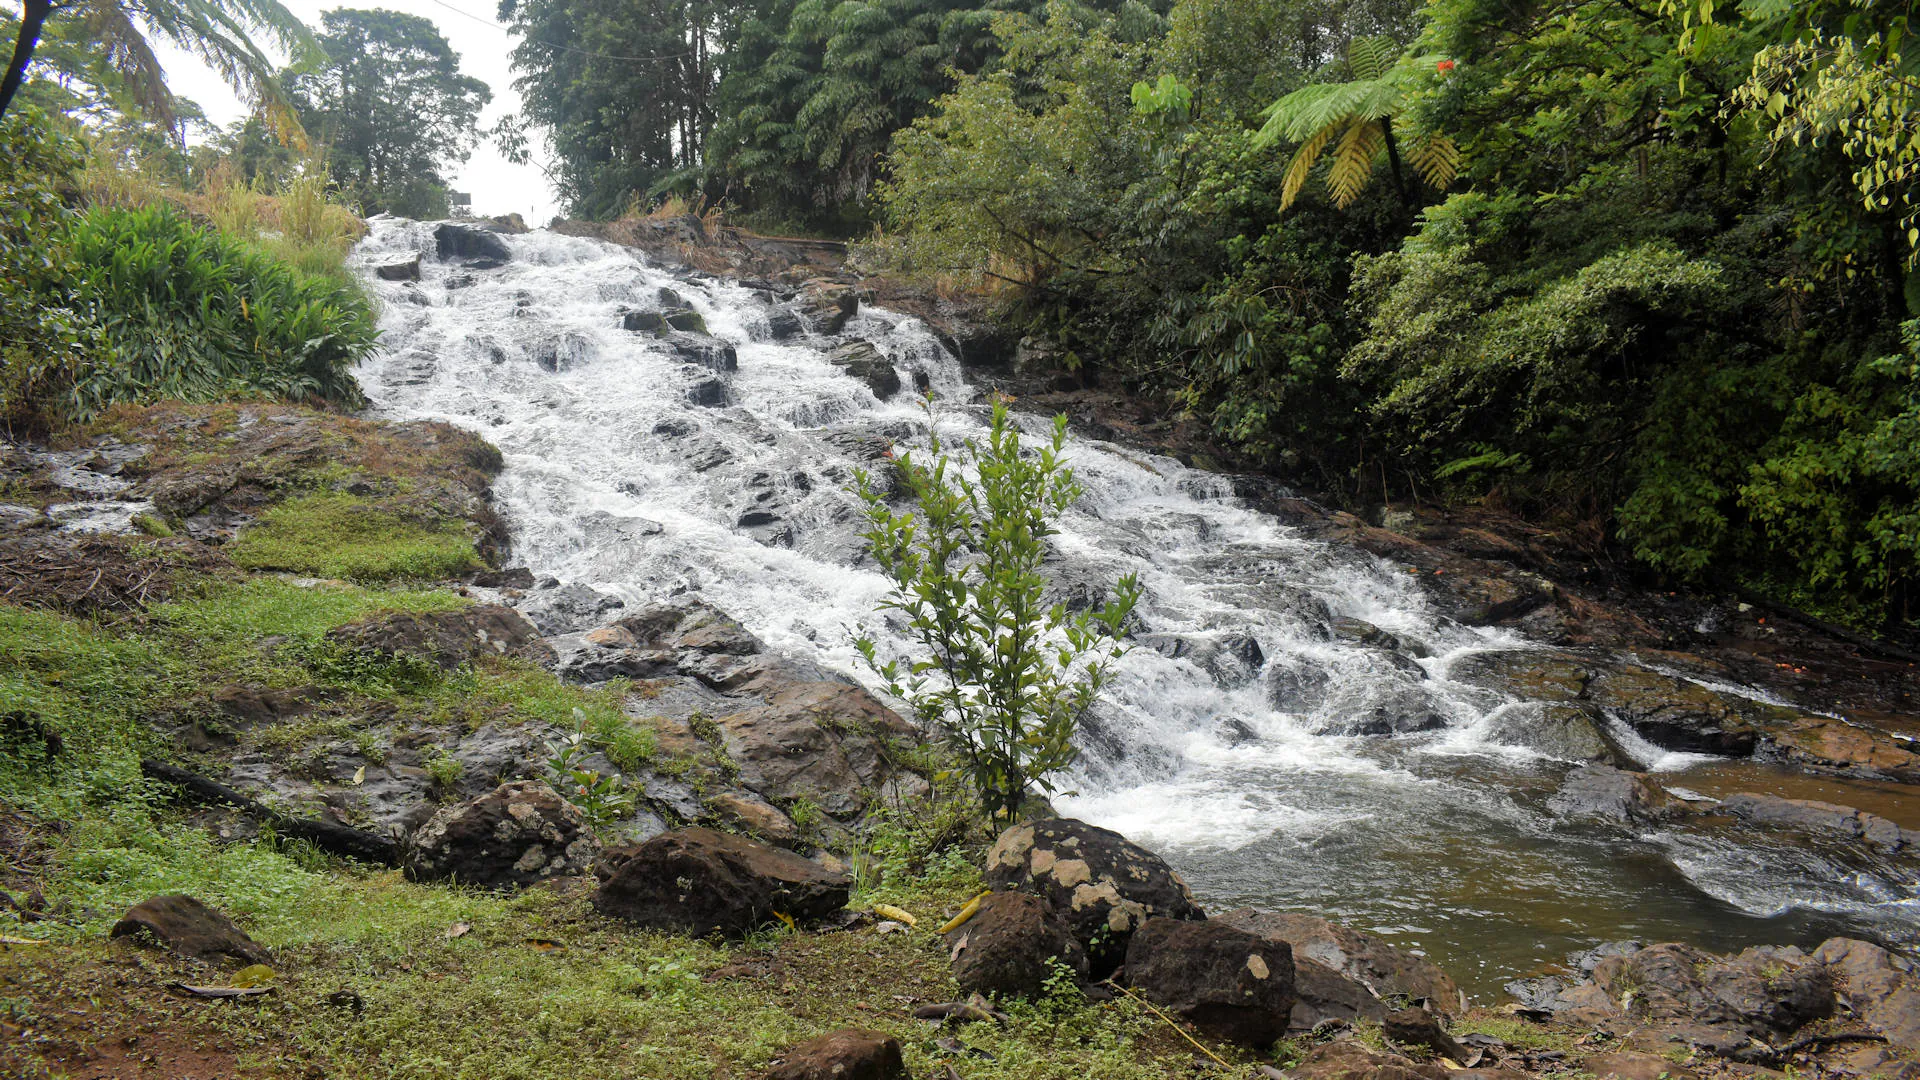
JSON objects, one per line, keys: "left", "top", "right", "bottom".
{"left": 1380, "top": 115, "right": 1409, "bottom": 207}
{"left": 0, "top": 0, "right": 55, "bottom": 122}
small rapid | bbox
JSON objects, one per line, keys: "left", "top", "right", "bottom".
{"left": 349, "top": 220, "right": 1920, "bottom": 995}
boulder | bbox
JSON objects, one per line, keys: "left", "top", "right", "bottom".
{"left": 109, "top": 894, "right": 267, "bottom": 965}
{"left": 1813, "top": 938, "right": 1920, "bottom": 1051}
{"left": 434, "top": 222, "right": 512, "bottom": 263}
{"left": 326, "top": 604, "right": 555, "bottom": 671}
{"left": 1588, "top": 942, "right": 1834, "bottom": 1051}
{"left": 664, "top": 307, "right": 708, "bottom": 334}
{"left": 593, "top": 827, "right": 849, "bottom": 936}
{"left": 985, "top": 818, "right": 1204, "bottom": 976}
{"left": 828, "top": 342, "right": 902, "bottom": 400}
{"left": 1719, "top": 793, "right": 1920, "bottom": 852}
{"left": 406, "top": 781, "right": 600, "bottom": 890}
{"left": 1215, "top": 909, "right": 1465, "bottom": 1025}
{"left": 623, "top": 310, "right": 667, "bottom": 332}
{"left": 516, "top": 582, "right": 626, "bottom": 636}
{"left": 1284, "top": 1041, "right": 1448, "bottom": 1080}
{"left": 765, "top": 1029, "right": 907, "bottom": 1080}
{"left": 660, "top": 331, "right": 738, "bottom": 373}
{"left": 1547, "top": 765, "right": 1689, "bottom": 823}
{"left": 945, "top": 891, "right": 1088, "bottom": 999}
{"left": 1381, "top": 1006, "right": 1465, "bottom": 1060}
{"left": 1448, "top": 650, "right": 1592, "bottom": 702}
{"left": 765, "top": 308, "right": 805, "bottom": 341}
{"left": 686, "top": 374, "right": 730, "bottom": 408}
{"left": 375, "top": 256, "right": 422, "bottom": 282}
{"left": 1124, "top": 917, "right": 1295, "bottom": 1046}
{"left": 1478, "top": 703, "right": 1621, "bottom": 763}
{"left": 1584, "top": 665, "right": 1757, "bottom": 756}
{"left": 706, "top": 791, "right": 802, "bottom": 846}
{"left": 1768, "top": 718, "right": 1920, "bottom": 782}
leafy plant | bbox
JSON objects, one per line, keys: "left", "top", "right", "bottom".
{"left": 852, "top": 400, "right": 1140, "bottom": 820}
{"left": 544, "top": 707, "right": 636, "bottom": 832}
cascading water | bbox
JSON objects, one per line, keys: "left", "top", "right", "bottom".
{"left": 350, "top": 219, "right": 1920, "bottom": 995}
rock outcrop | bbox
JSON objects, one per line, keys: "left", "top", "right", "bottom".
{"left": 110, "top": 895, "right": 267, "bottom": 966}
{"left": 1215, "top": 908, "right": 1465, "bottom": 1027}
{"left": 326, "top": 605, "right": 555, "bottom": 671}
{"left": 765, "top": 1029, "right": 908, "bottom": 1080}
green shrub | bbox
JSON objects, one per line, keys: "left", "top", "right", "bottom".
{"left": 225, "top": 492, "right": 483, "bottom": 582}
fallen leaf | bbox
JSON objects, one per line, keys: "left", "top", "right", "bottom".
{"left": 351, "top": 765, "right": 366, "bottom": 786}
{"left": 773, "top": 911, "right": 796, "bottom": 930}
{"left": 872, "top": 903, "right": 917, "bottom": 927}
{"left": 445, "top": 922, "right": 471, "bottom": 939}
{"left": 231, "top": 964, "right": 275, "bottom": 988}
{"left": 524, "top": 938, "right": 564, "bottom": 952}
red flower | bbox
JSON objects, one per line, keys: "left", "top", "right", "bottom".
{"left": 1437, "top": 59, "right": 1456, "bottom": 73}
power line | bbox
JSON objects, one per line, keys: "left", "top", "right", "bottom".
{"left": 419, "top": 0, "right": 695, "bottom": 64}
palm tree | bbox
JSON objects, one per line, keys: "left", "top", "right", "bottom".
{"left": 0, "top": 0, "right": 318, "bottom": 139}
{"left": 1253, "top": 35, "right": 1458, "bottom": 211}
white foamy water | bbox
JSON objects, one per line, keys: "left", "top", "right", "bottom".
{"left": 349, "top": 220, "right": 1919, "bottom": 994}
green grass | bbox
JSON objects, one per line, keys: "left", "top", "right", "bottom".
{"left": 226, "top": 492, "right": 484, "bottom": 582}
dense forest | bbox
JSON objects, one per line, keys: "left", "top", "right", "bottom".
{"left": 502, "top": 0, "right": 1920, "bottom": 639}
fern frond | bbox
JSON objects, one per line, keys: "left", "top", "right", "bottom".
{"left": 1326, "top": 119, "right": 1385, "bottom": 208}
{"left": 1279, "top": 123, "right": 1338, "bottom": 210}
{"left": 1347, "top": 36, "right": 1398, "bottom": 81}
{"left": 1405, "top": 132, "right": 1460, "bottom": 191}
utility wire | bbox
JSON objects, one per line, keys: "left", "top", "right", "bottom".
{"left": 419, "top": 0, "right": 695, "bottom": 63}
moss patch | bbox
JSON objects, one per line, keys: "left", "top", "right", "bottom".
{"left": 226, "top": 492, "right": 484, "bottom": 582}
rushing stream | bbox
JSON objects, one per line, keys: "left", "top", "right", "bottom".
{"left": 349, "top": 219, "right": 1920, "bottom": 997}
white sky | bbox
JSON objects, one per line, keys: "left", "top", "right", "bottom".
{"left": 151, "top": 0, "right": 562, "bottom": 222}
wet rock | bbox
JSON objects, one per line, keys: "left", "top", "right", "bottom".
{"left": 592, "top": 827, "right": 850, "bottom": 937}
{"left": 713, "top": 682, "right": 917, "bottom": 818}
{"left": 1768, "top": 718, "right": 1920, "bottom": 782}
{"left": 1479, "top": 703, "right": 1620, "bottom": 763}
{"left": 1215, "top": 909, "right": 1465, "bottom": 1023}
{"left": 764, "top": 308, "right": 805, "bottom": 341}
{"left": 375, "top": 256, "right": 422, "bottom": 281}
{"left": 1124, "top": 917, "right": 1296, "bottom": 1047}
{"left": 660, "top": 331, "right": 738, "bottom": 372}
{"left": 1332, "top": 617, "right": 1431, "bottom": 658}
{"left": 1585, "top": 665, "right": 1758, "bottom": 756}
{"left": 664, "top": 307, "right": 708, "bottom": 334}
{"left": 1449, "top": 650, "right": 1592, "bottom": 701}
{"left": 1588, "top": 942, "right": 1835, "bottom": 1048}
{"left": 1269, "top": 661, "right": 1333, "bottom": 713}
{"left": 326, "top": 604, "right": 555, "bottom": 671}
{"left": 985, "top": 817, "right": 1205, "bottom": 976}
{"left": 946, "top": 891, "right": 1087, "bottom": 999}
{"left": 799, "top": 280, "right": 858, "bottom": 334}
{"left": 686, "top": 374, "right": 730, "bottom": 408}
{"left": 658, "top": 286, "right": 685, "bottom": 307}
{"left": 1284, "top": 1040, "right": 1448, "bottom": 1080}
{"left": 1547, "top": 765, "right": 1688, "bottom": 823}
{"left": 434, "top": 222, "right": 512, "bottom": 263}
{"left": 706, "top": 791, "right": 801, "bottom": 846}
{"left": 405, "top": 780, "right": 599, "bottom": 889}
{"left": 1813, "top": 937, "right": 1920, "bottom": 1051}
{"left": 828, "top": 341, "right": 901, "bottom": 399}
{"left": 516, "top": 582, "right": 627, "bottom": 635}
{"left": 1718, "top": 793, "right": 1920, "bottom": 852}
{"left": 765, "top": 1029, "right": 907, "bottom": 1080}
{"left": 1139, "top": 631, "right": 1266, "bottom": 688}
{"left": 110, "top": 895, "right": 267, "bottom": 965}
{"left": 622, "top": 310, "right": 667, "bottom": 332}
{"left": 471, "top": 566, "right": 536, "bottom": 589}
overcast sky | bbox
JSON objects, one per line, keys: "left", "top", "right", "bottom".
{"left": 152, "top": 0, "right": 562, "bottom": 223}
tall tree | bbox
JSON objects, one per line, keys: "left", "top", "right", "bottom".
{"left": 289, "top": 8, "right": 489, "bottom": 216}
{"left": 0, "top": 0, "right": 317, "bottom": 138}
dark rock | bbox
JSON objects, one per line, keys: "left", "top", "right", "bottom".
{"left": 828, "top": 341, "right": 901, "bottom": 399}
{"left": 434, "top": 222, "right": 512, "bottom": 263}
{"left": 326, "top": 604, "right": 555, "bottom": 671}
{"left": 686, "top": 375, "right": 730, "bottom": 408}
{"left": 592, "top": 827, "right": 849, "bottom": 936}
{"left": 660, "top": 331, "right": 738, "bottom": 373}
{"left": 1814, "top": 938, "right": 1920, "bottom": 1051}
{"left": 985, "top": 817, "right": 1204, "bottom": 977}
{"left": 1139, "top": 631, "right": 1266, "bottom": 689}
{"left": 765, "top": 1029, "right": 907, "bottom": 1080}
{"left": 664, "top": 307, "right": 708, "bottom": 334}
{"left": 623, "top": 310, "right": 666, "bottom": 333}
{"left": 110, "top": 894, "right": 266, "bottom": 965}
{"left": 1548, "top": 765, "right": 1689, "bottom": 823}
{"left": 1589, "top": 942, "right": 1835, "bottom": 1049}
{"left": 375, "top": 256, "right": 422, "bottom": 282}
{"left": 1585, "top": 665, "right": 1758, "bottom": 756}
{"left": 1284, "top": 1041, "right": 1448, "bottom": 1080}
{"left": 946, "top": 321, "right": 1021, "bottom": 368}
{"left": 1382, "top": 1006, "right": 1465, "bottom": 1060}
{"left": 517, "top": 582, "right": 627, "bottom": 635}
{"left": 471, "top": 566, "right": 536, "bottom": 589}
{"left": 1124, "top": 917, "right": 1295, "bottom": 1046}
{"left": 946, "top": 892, "right": 1088, "bottom": 999}
{"left": 1448, "top": 650, "right": 1593, "bottom": 702}
{"left": 463, "top": 257, "right": 507, "bottom": 271}
{"left": 764, "top": 308, "right": 805, "bottom": 341}
{"left": 1478, "top": 703, "right": 1621, "bottom": 764}
{"left": 405, "top": 780, "right": 600, "bottom": 890}
{"left": 1215, "top": 909, "right": 1465, "bottom": 1024}
{"left": 657, "top": 286, "right": 685, "bottom": 307}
